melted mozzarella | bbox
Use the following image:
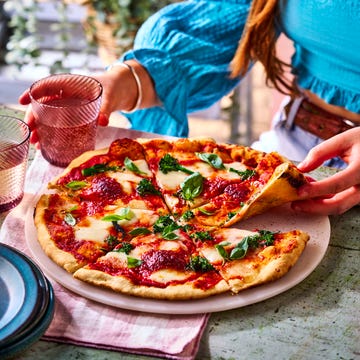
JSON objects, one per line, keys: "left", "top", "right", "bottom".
{"left": 74, "top": 217, "right": 112, "bottom": 243}
{"left": 149, "top": 269, "right": 189, "bottom": 283}
{"left": 216, "top": 228, "right": 256, "bottom": 245}
{"left": 132, "top": 159, "right": 153, "bottom": 176}
{"left": 103, "top": 251, "right": 128, "bottom": 265}
{"left": 131, "top": 245, "right": 150, "bottom": 259}
{"left": 200, "top": 247, "right": 224, "bottom": 264}
{"left": 159, "top": 240, "right": 181, "bottom": 251}
{"left": 156, "top": 171, "right": 187, "bottom": 190}
{"left": 74, "top": 208, "right": 158, "bottom": 243}
{"left": 107, "top": 160, "right": 152, "bottom": 184}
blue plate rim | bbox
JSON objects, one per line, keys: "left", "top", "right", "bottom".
{"left": 0, "top": 245, "right": 52, "bottom": 347}
{"left": 0, "top": 243, "right": 43, "bottom": 343}
{"left": 0, "top": 278, "right": 55, "bottom": 358}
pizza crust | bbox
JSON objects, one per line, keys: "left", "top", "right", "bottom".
{"left": 74, "top": 267, "right": 230, "bottom": 300}
{"left": 225, "top": 161, "right": 307, "bottom": 226}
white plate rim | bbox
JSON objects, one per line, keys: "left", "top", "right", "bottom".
{"left": 25, "top": 200, "right": 330, "bottom": 315}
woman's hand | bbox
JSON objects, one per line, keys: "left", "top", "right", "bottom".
{"left": 292, "top": 127, "right": 360, "bottom": 215}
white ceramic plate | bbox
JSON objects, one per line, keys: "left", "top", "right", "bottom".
{"left": 25, "top": 203, "right": 330, "bottom": 314}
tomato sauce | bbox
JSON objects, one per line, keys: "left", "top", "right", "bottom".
{"left": 57, "top": 154, "right": 110, "bottom": 185}
{"left": 80, "top": 175, "right": 127, "bottom": 204}
{"left": 141, "top": 249, "right": 188, "bottom": 273}
{"left": 202, "top": 178, "right": 233, "bottom": 199}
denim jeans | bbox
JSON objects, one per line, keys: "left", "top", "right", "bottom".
{"left": 251, "top": 97, "right": 347, "bottom": 169}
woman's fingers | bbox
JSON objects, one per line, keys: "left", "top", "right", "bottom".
{"left": 292, "top": 184, "right": 360, "bottom": 215}
{"left": 18, "top": 89, "right": 31, "bottom": 105}
{"left": 97, "top": 112, "right": 110, "bottom": 126}
{"left": 298, "top": 164, "right": 360, "bottom": 199}
{"left": 298, "top": 128, "right": 360, "bottom": 173}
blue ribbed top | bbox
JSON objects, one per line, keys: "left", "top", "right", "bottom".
{"left": 279, "top": 0, "right": 360, "bottom": 112}
{"left": 120, "top": 0, "right": 359, "bottom": 137}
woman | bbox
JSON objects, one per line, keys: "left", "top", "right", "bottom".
{"left": 19, "top": 0, "right": 360, "bottom": 215}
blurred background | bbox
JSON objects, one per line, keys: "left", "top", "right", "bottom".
{"left": 0, "top": 0, "right": 292, "bottom": 146}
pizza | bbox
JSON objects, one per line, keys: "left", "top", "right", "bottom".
{"left": 34, "top": 137, "right": 310, "bottom": 300}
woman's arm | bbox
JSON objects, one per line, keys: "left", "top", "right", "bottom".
{"left": 120, "top": 0, "right": 252, "bottom": 136}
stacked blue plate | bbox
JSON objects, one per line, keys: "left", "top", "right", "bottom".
{"left": 0, "top": 243, "right": 55, "bottom": 359}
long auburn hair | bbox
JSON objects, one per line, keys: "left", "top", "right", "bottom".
{"left": 231, "top": 0, "right": 299, "bottom": 96}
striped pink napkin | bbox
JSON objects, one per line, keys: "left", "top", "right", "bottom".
{"left": 0, "top": 127, "right": 209, "bottom": 359}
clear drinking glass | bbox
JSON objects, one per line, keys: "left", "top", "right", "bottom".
{"left": 0, "top": 116, "right": 31, "bottom": 213}
{"left": 29, "top": 73, "right": 103, "bottom": 167}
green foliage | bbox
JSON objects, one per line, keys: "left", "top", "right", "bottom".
{"left": 3, "top": 0, "right": 177, "bottom": 71}
{"left": 4, "top": 0, "right": 41, "bottom": 69}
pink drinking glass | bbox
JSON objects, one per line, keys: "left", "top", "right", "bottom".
{"left": 29, "top": 73, "right": 103, "bottom": 167}
{"left": 0, "top": 116, "right": 31, "bottom": 213}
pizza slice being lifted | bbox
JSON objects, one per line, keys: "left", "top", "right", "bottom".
{"left": 140, "top": 137, "right": 307, "bottom": 226}
{"left": 187, "top": 157, "right": 306, "bottom": 227}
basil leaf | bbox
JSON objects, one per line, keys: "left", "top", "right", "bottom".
{"left": 113, "top": 242, "right": 133, "bottom": 255}
{"left": 163, "top": 231, "right": 179, "bottom": 240}
{"left": 192, "top": 231, "right": 213, "bottom": 241}
{"left": 229, "top": 239, "right": 249, "bottom": 259}
{"left": 162, "top": 223, "right": 179, "bottom": 240}
{"left": 124, "top": 157, "right": 146, "bottom": 175}
{"left": 136, "top": 178, "right": 161, "bottom": 196}
{"left": 153, "top": 215, "right": 176, "bottom": 233}
{"left": 198, "top": 208, "right": 215, "bottom": 215}
{"left": 181, "top": 210, "right": 194, "bottom": 221}
{"left": 65, "top": 180, "right": 88, "bottom": 190}
{"left": 229, "top": 168, "right": 256, "bottom": 180}
{"left": 129, "top": 227, "right": 152, "bottom": 236}
{"left": 187, "top": 256, "right": 214, "bottom": 272}
{"left": 215, "top": 244, "right": 228, "bottom": 260}
{"left": 127, "top": 256, "right": 142, "bottom": 268}
{"left": 104, "top": 235, "right": 119, "bottom": 247}
{"left": 101, "top": 207, "right": 135, "bottom": 222}
{"left": 82, "top": 163, "right": 119, "bottom": 176}
{"left": 180, "top": 172, "right": 204, "bottom": 201}
{"left": 64, "top": 213, "right": 76, "bottom": 226}
{"left": 196, "top": 152, "right": 225, "bottom": 169}
{"left": 230, "top": 231, "right": 275, "bottom": 260}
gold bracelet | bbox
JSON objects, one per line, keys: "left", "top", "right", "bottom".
{"left": 108, "top": 62, "right": 143, "bottom": 113}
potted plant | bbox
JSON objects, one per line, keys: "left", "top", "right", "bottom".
{"left": 3, "top": 0, "right": 177, "bottom": 71}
